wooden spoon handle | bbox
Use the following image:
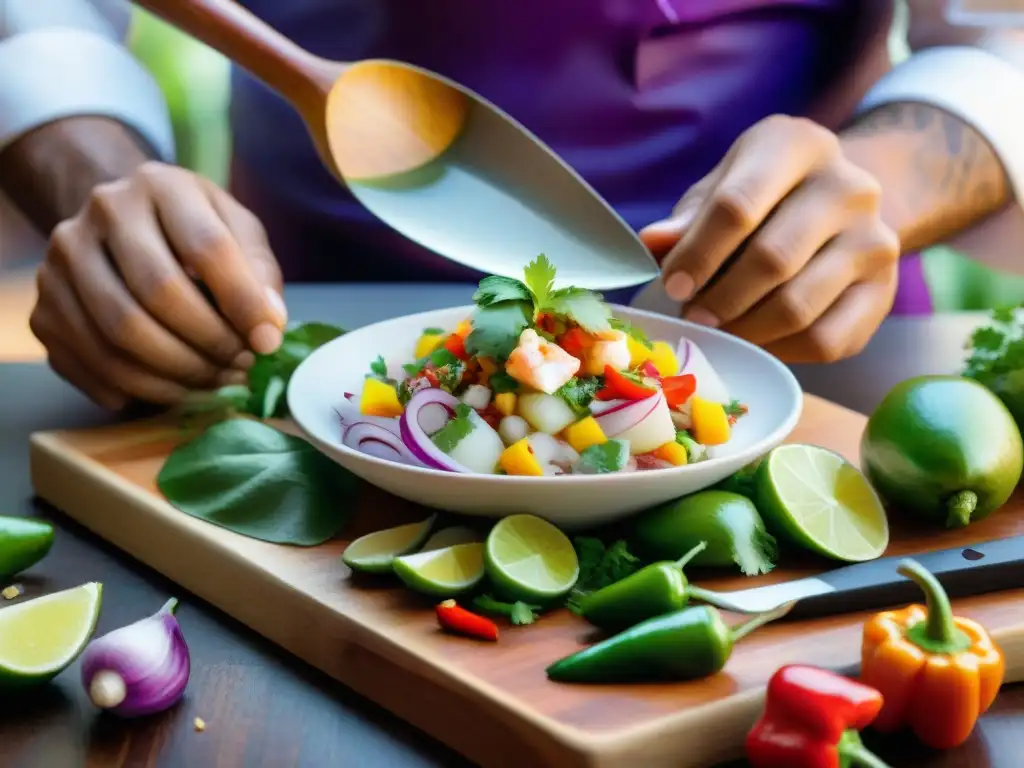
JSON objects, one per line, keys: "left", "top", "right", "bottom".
{"left": 132, "top": 0, "right": 337, "bottom": 98}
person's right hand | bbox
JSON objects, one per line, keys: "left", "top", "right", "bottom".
{"left": 29, "top": 162, "right": 287, "bottom": 410}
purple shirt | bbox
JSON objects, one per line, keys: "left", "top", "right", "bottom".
{"left": 228, "top": 0, "right": 931, "bottom": 315}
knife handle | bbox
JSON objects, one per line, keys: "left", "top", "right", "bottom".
{"left": 786, "top": 536, "right": 1024, "bottom": 620}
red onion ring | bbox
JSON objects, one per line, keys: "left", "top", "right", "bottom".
{"left": 399, "top": 388, "right": 473, "bottom": 472}
{"left": 343, "top": 422, "right": 424, "bottom": 466}
{"left": 594, "top": 391, "right": 663, "bottom": 437}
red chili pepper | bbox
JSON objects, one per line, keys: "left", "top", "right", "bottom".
{"left": 603, "top": 365, "right": 658, "bottom": 400}
{"left": 593, "top": 386, "right": 618, "bottom": 401}
{"left": 444, "top": 333, "right": 469, "bottom": 361}
{"left": 661, "top": 373, "right": 697, "bottom": 408}
{"left": 436, "top": 600, "right": 499, "bottom": 641}
{"left": 746, "top": 665, "right": 891, "bottom": 768}
{"left": 558, "top": 328, "right": 595, "bottom": 360}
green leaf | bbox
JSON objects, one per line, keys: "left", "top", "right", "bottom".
{"left": 157, "top": 419, "right": 356, "bottom": 546}
{"left": 566, "top": 537, "right": 643, "bottom": 613}
{"left": 523, "top": 254, "right": 557, "bottom": 310}
{"left": 548, "top": 288, "right": 612, "bottom": 334}
{"left": 423, "top": 327, "right": 445, "bottom": 336}
{"left": 431, "top": 404, "right": 474, "bottom": 453}
{"left": 403, "top": 362, "right": 423, "bottom": 377}
{"left": 258, "top": 375, "right": 287, "bottom": 419}
{"left": 576, "top": 439, "right": 630, "bottom": 474}
{"left": 488, "top": 372, "right": 519, "bottom": 394}
{"left": 247, "top": 322, "right": 345, "bottom": 418}
{"left": 556, "top": 377, "right": 600, "bottom": 416}
{"left": 369, "top": 355, "right": 388, "bottom": 379}
{"left": 610, "top": 318, "right": 653, "bottom": 350}
{"left": 674, "top": 430, "right": 706, "bottom": 464}
{"left": 472, "top": 594, "right": 541, "bottom": 625}
{"left": 430, "top": 348, "right": 459, "bottom": 368}
{"left": 435, "top": 361, "right": 466, "bottom": 393}
{"left": 472, "top": 275, "right": 532, "bottom": 308}
{"left": 465, "top": 302, "right": 531, "bottom": 360}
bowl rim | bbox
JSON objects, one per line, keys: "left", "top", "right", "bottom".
{"left": 287, "top": 302, "right": 803, "bottom": 485}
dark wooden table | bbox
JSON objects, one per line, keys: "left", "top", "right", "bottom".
{"left": 2, "top": 283, "right": 1022, "bottom": 768}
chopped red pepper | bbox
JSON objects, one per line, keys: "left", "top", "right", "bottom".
{"left": 436, "top": 600, "right": 499, "bottom": 641}
{"left": 443, "top": 333, "right": 469, "bottom": 361}
{"left": 638, "top": 360, "right": 661, "bottom": 379}
{"left": 558, "top": 328, "right": 595, "bottom": 360}
{"left": 478, "top": 404, "right": 502, "bottom": 430}
{"left": 593, "top": 386, "right": 618, "bottom": 401}
{"left": 661, "top": 373, "right": 697, "bottom": 408}
{"left": 746, "top": 665, "right": 891, "bottom": 768}
{"left": 423, "top": 369, "right": 440, "bottom": 388}
{"left": 603, "top": 365, "right": 658, "bottom": 401}
{"left": 535, "top": 313, "right": 557, "bottom": 335}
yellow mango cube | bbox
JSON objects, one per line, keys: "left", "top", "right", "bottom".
{"left": 359, "top": 378, "right": 404, "bottom": 418}
{"left": 499, "top": 438, "right": 544, "bottom": 476}
{"left": 494, "top": 392, "right": 517, "bottom": 417}
{"left": 691, "top": 396, "right": 730, "bottom": 446}
{"left": 648, "top": 341, "right": 680, "bottom": 376}
{"left": 626, "top": 335, "right": 652, "bottom": 369}
{"left": 414, "top": 333, "right": 445, "bottom": 360}
{"left": 563, "top": 416, "right": 607, "bottom": 454}
{"left": 652, "top": 441, "right": 688, "bottom": 466}
{"left": 455, "top": 319, "right": 473, "bottom": 338}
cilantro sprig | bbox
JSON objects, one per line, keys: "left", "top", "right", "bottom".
{"left": 465, "top": 255, "right": 612, "bottom": 360}
{"left": 566, "top": 537, "right": 643, "bottom": 614}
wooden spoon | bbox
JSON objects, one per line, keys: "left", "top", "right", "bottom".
{"left": 133, "top": 0, "right": 469, "bottom": 181}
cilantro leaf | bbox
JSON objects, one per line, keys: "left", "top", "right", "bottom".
{"left": 556, "top": 377, "right": 600, "bottom": 416}
{"left": 472, "top": 276, "right": 532, "bottom": 308}
{"left": 423, "top": 327, "right": 445, "bottom": 336}
{"left": 488, "top": 372, "right": 519, "bottom": 394}
{"left": 431, "top": 404, "right": 475, "bottom": 453}
{"left": 610, "top": 318, "right": 653, "bottom": 349}
{"left": 472, "top": 595, "right": 541, "bottom": 626}
{"left": 724, "top": 400, "right": 748, "bottom": 417}
{"left": 465, "top": 301, "right": 531, "bottom": 360}
{"left": 430, "top": 347, "right": 459, "bottom": 368}
{"left": 548, "top": 287, "right": 612, "bottom": 334}
{"left": 369, "top": 355, "right": 388, "bottom": 379}
{"left": 435, "top": 361, "right": 466, "bottom": 393}
{"left": 575, "top": 439, "right": 630, "bottom": 474}
{"left": 675, "top": 430, "right": 706, "bottom": 464}
{"left": 403, "top": 362, "right": 423, "bottom": 377}
{"left": 566, "top": 537, "right": 643, "bottom": 613}
{"left": 523, "top": 254, "right": 557, "bottom": 310}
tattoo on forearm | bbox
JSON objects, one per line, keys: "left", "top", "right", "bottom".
{"left": 844, "top": 103, "right": 1009, "bottom": 245}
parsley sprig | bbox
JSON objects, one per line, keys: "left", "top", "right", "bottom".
{"left": 465, "top": 255, "right": 612, "bottom": 360}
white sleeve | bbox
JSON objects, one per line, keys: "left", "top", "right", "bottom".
{"left": 854, "top": 5, "right": 1024, "bottom": 271}
{"left": 0, "top": 0, "right": 175, "bottom": 161}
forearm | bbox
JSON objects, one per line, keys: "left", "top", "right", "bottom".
{"left": 839, "top": 103, "right": 1011, "bottom": 253}
{"left": 0, "top": 117, "right": 153, "bottom": 234}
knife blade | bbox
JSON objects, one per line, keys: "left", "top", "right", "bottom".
{"left": 697, "top": 535, "right": 1024, "bottom": 619}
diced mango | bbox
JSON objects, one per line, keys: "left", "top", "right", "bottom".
{"left": 648, "top": 341, "right": 679, "bottom": 377}
{"left": 360, "top": 378, "right": 404, "bottom": 418}
{"left": 455, "top": 319, "right": 473, "bottom": 338}
{"left": 627, "top": 335, "right": 652, "bottom": 369}
{"left": 652, "top": 441, "right": 688, "bottom": 466}
{"left": 495, "top": 392, "right": 518, "bottom": 417}
{"left": 479, "top": 357, "right": 498, "bottom": 378}
{"left": 499, "top": 438, "right": 544, "bottom": 476}
{"left": 691, "top": 396, "right": 730, "bottom": 446}
{"left": 414, "top": 333, "right": 445, "bottom": 360}
{"left": 563, "top": 416, "right": 608, "bottom": 454}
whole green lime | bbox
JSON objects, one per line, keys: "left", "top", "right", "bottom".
{"left": 861, "top": 375, "right": 1024, "bottom": 528}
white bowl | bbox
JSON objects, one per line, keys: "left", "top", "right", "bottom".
{"left": 287, "top": 305, "right": 802, "bottom": 529}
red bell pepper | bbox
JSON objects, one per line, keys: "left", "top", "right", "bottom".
{"left": 746, "top": 665, "right": 891, "bottom": 768}
{"left": 661, "top": 373, "right": 697, "bottom": 408}
{"left": 603, "top": 365, "right": 657, "bottom": 400}
{"left": 639, "top": 360, "right": 661, "bottom": 379}
{"left": 435, "top": 600, "right": 499, "bottom": 641}
{"left": 443, "top": 333, "right": 469, "bottom": 361}
{"left": 558, "top": 328, "right": 594, "bottom": 360}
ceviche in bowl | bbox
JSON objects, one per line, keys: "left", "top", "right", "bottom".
{"left": 288, "top": 257, "right": 802, "bottom": 527}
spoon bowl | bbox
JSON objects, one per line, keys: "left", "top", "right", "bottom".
{"left": 132, "top": 0, "right": 660, "bottom": 289}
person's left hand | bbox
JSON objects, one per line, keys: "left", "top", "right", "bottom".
{"left": 639, "top": 115, "right": 900, "bottom": 364}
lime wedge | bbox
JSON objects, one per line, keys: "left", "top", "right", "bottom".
{"left": 485, "top": 514, "right": 579, "bottom": 603}
{"left": 392, "top": 542, "right": 485, "bottom": 597}
{"left": 342, "top": 514, "right": 437, "bottom": 574}
{"left": 755, "top": 444, "right": 889, "bottom": 562}
{"left": 421, "top": 526, "right": 483, "bottom": 552}
{"left": 0, "top": 582, "right": 102, "bottom": 688}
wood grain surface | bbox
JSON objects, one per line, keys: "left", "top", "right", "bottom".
{"left": 27, "top": 394, "right": 1024, "bottom": 768}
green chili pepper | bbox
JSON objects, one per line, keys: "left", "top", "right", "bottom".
{"left": 545, "top": 601, "right": 793, "bottom": 684}
{"left": 579, "top": 541, "right": 733, "bottom": 631}
{"left": 0, "top": 516, "right": 54, "bottom": 579}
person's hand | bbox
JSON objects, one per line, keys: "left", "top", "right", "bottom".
{"left": 639, "top": 115, "right": 900, "bottom": 364}
{"left": 29, "top": 162, "right": 287, "bottom": 409}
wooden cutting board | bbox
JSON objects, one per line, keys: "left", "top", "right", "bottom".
{"left": 28, "top": 394, "right": 1024, "bottom": 768}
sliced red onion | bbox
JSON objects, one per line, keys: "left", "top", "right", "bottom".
{"left": 593, "top": 393, "right": 662, "bottom": 437}
{"left": 589, "top": 398, "right": 630, "bottom": 416}
{"left": 344, "top": 421, "right": 424, "bottom": 466}
{"left": 634, "top": 453, "right": 675, "bottom": 471}
{"left": 675, "top": 337, "right": 731, "bottom": 403}
{"left": 81, "top": 597, "right": 190, "bottom": 718}
{"left": 399, "top": 388, "right": 473, "bottom": 472}
{"left": 344, "top": 392, "right": 356, "bottom": 401}
{"left": 335, "top": 405, "right": 402, "bottom": 439}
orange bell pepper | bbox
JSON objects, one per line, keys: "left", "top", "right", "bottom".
{"left": 860, "top": 558, "right": 1005, "bottom": 750}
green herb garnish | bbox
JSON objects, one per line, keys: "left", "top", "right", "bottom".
{"left": 576, "top": 439, "right": 630, "bottom": 474}
{"left": 724, "top": 400, "right": 748, "bottom": 417}
{"left": 488, "top": 372, "right": 519, "bottom": 394}
{"left": 472, "top": 595, "right": 542, "bottom": 626}
{"left": 369, "top": 355, "right": 388, "bottom": 379}
{"left": 566, "top": 537, "right": 643, "bottom": 613}
{"left": 423, "top": 327, "right": 445, "bottom": 336}
{"left": 431, "top": 403, "right": 475, "bottom": 453}
{"left": 674, "top": 430, "right": 706, "bottom": 464}
{"left": 556, "top": 377, "right": 601, "bottom": 416}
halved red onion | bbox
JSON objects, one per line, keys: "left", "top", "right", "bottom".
{"left": 344, "top": 422, "right": 424, "bottom": 466}
{"left": 675, "top": 338, "right": 731, "bottom": 403}
{"left": 399, "top": 388, "right": 473, "bottom": 472}
{"left": 593, "top": 393, "right": 663, "bottom": 437}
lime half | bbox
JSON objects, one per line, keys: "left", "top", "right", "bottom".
{"left": 485, "top": 514, "right": 579, "bottom": 603}
{"left": 342, "top": 514, "right": 437, "bottom": 574}
{"left": 756, "top": 444, "right": 889, "bottom": 562}
{"left": 0, "top": 582, "right": 102, "bottom": 688}
{"left": 392, "top": 542, "right": 485, "bottom": 597}
{"left": 421, "top": 526, "right": 483, "bottom": 552}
